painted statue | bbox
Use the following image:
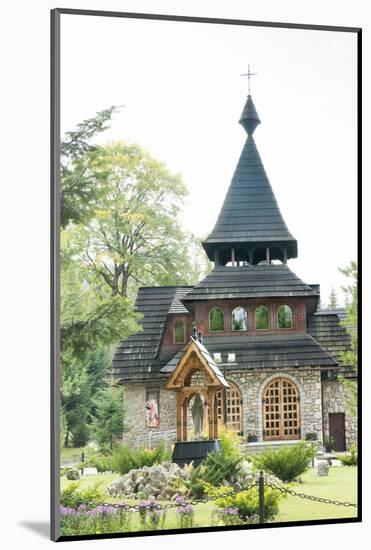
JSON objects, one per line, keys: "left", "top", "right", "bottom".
{"left": 191, "top": 394, "right": 204, "bottom": 439}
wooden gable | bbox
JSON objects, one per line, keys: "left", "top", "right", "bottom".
{"left": 165, "top": 338, "right": 229, "bottom": 391}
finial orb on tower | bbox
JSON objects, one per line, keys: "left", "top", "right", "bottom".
{"left": 239, "top": 64, "right": 261, "bottom": 135}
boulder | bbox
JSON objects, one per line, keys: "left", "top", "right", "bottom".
{"left": 66, "top": 469, "right": 80, "bottom": 480}
{"left": 317, "top": 461, "right": 330, "bottom": 477}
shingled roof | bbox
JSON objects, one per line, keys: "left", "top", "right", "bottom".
{"left": 307, "top": 309, "right": 352, "bottom": 367}
{"left": 202, "top": 95, "right": 297, "bottom": 262}
{"left": 112, "top": 286, "right": 192, "bottom": 379}
{"left": 162, "top": 332, "right": 337, "bottom": 373}
{"left": 182, "top": 264, "right": 319, "bottom": 303}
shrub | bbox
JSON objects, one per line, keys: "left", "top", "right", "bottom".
{"left": 247, "top": 433, "right": 258, "bottom": 443}
{"left": 337, "top": 445, "right": 358, "bottom": 466}
{"left": 323, "top": 435, "right": 336, "bottom": 452}
{"left": 111, "top": 442, "right": 171, "bottom": 475}
{"left": 60, "top": 481, "right": 105, "bottom": 509}
{"left": 219, "top": 427, "right": 243, "bottom": 461}
{"left": 252, "top": 442, "right": 316, "bottom": 482}
{"left": 205, "top": 483, "right": 283, "bottom": 522}
{"left": 180, "top": 450, "right": 243, "bottom": 498}
{"left": 305, "top": 432, "right": 318, "bottom": 441}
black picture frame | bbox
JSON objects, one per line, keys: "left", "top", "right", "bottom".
{"left": 51, "top": 8, "right": 362, "bottom": 542}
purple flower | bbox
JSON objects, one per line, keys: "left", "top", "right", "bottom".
{"left": 220, "top": 507, "right": 239, "bottom": 516}
{"left": 176, "top": 505, "right": 194, "bottom": 515}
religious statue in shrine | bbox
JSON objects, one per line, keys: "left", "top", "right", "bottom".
{"left": 191, "top": 394, "right": 205, "bottom": 439}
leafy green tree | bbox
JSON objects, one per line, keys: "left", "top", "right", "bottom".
{"left": 92, "top": 381, "right": 126, "bottom": 450}
{"left": 61, "top": 106, "right": 120, "bottom": 227}
{"left": 327, "top": 287, "right": 339, "bottom": 309}
{"left": 339, "top": 261, "right": 357, "bottom": 416}
{"left": 75, "top": 141, "right": 197, "bottom": 297}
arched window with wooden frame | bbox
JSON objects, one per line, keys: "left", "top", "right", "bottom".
{"left": 209, "top": 307, "right": 225, "bottom": 332}
{"left": 216, "top": 381, "right": 242, "bottom": 433}
{"left": 232, "top": 307, "right": 248, "bottom": 331}
{"left": 277, "top": 305, "right": 293, "bottom": 329}
{"left": 263, "top": 377, "right": 300, "bottom": 441}
{"left": 174, "top": 320, "right": 185, "bottom": 343}
{"left": 255, "top": 305, "right": 270, "bottom": 330}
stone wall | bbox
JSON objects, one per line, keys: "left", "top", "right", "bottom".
{"left": 322, "top": 379, "right": 357, "bottom": 449}
{"left": 122, "top": 369, "right": 325, "bottom": 445}
{"left": 227, "top": 369, "right": 323, "bottom": 442}
{"left": 122, "top": 382, "right": 177, "bottom": 446}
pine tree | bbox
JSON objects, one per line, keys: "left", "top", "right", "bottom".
{"left": 92, "top": 381, "right": 126, "bottom": 450}
{"left": 328, "top": 287, "right": 339, "bottom": 309}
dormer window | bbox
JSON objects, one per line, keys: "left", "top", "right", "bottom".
{"left": 174, "top": 320, "right": 185, "bottom": 344}
{"left": 255, "top": 305, "right": 270, "bottom": 330}
{"left": 232, "top": 307, "right": 248, "bottom": 331}
{"left": 209, "top": 307, "right": 225, "bottom": 332}
{"left": 277, "top": 305, "right": 293, "bottom": 329}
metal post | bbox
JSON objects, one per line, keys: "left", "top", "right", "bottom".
{"left": 258, "top": 470, "right": 265, "bottom": 523}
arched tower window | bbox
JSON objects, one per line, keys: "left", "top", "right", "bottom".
{"left": 174, "top": 320, "right": 185, "bottom": 343}
{"left": 232, "top": 307, "right": 248, "bottom": 331}
{"left": 216, "top": 381, "right": 242, "bottom": 433}
{"left": 263, "top": 377, "right": 300, "bottom": 440}
{"left": 277, "top": 305, "right": 293, "bottom": 329}
{"left": 209, "top": 307, "right": 225, "bottom": 332}
{"left": 255, "top": 305, "right": 270, "bottom": 330}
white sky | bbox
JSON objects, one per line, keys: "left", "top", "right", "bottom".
{"left": 61, "top": 14, "right": 357, "bottom": 306}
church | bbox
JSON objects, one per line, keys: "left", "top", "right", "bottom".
{"left": 112, "top": 87, "right": 357, "bottom": 452}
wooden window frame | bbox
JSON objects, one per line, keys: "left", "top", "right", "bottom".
{"left": 173, "top": 320, "right": 185, "bottom": 344}
{"left": 277, "top": 304, "right": 294, "bottom": 330}
{"left": 209, "top": 306, "right": 225, "bottom": 332}
{"left": 263, "top": 377, "right": 300, "bottom": 441}
{"left": 232, "top": 306, "right": 248, "bottom": 332}
{"left": 216, "top": 381, "right": 243, "bottom": 433}
{"left": 254, "top": 305, "right": 270, "bottom": 331}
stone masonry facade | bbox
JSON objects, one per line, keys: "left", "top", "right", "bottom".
{"left": 322, "top": 379, "right": 357, "bottom": 449}
{"left": 227, "top": 369, "right": 323, "bottom": 442}
{"left": 122, "top": 368, "right": 334, "bottom": 447}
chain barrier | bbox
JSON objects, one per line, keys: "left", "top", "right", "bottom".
{"left": 265, "top": 481, "right": 357, "bottom": 508}
{"left": 62, "top": 477, "right": 357, "bottom": 513}
{"left": 62, "top": 481, "right": 258, "bottom": 512}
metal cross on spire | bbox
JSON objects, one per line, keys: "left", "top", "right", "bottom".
{"left": 240, "top": 64, "right": 258, "bottom": 95}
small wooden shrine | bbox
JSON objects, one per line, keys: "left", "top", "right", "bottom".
{"left": 165, "top": 336, "right": 229, "bottom": 465}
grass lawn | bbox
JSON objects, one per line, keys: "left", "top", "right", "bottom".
{"left": 60, "top": 465, "right": 357, "bottom": 532}
{"left": 278, "top": 466, "right": 358, "bottom": 522}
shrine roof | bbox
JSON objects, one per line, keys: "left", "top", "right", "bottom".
{"left": 181, "top": 264, "right": 319, "bottom": 302}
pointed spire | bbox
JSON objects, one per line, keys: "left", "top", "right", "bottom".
{"left": 239, "top": 95, "right": 261, "bottom": 135}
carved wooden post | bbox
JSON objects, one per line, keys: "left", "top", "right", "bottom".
{"left": 182, "top": 397, "right": 188, "bottom": 441}
{"left": 208, "top": 390, "right": 214, "bottom": 440}
{"left": 213, "top": 391, "right": 218, "bottom": 439}
{"left": 176, "top": 391, "right": 182, "bottom": 442}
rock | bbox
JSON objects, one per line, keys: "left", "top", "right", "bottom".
{"left": 66, "top": 469, "right": 80, "bottom": 480}
{"left": 169, "top": 463, "right": 180, "bottom": 476}
{"left": 317, "top": 462, "right": 330, "bottom": 476}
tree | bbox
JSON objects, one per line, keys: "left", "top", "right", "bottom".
{"left": 61, "top": 106, "right": 120, "bottom": 227}
{"left": 92, "top": 381, "right": 126, "bottom": 450}
{"left": 75, "top": 141, "right": 197, "bottom": 298}
{"left": 60, "top": 232, "right": 139, "bottom": 446}
{"left": 339, "top": 261, "right": 358, "bottom": 416}
{"left": 327, "top": 287, "right": 339, "bottom": 309}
